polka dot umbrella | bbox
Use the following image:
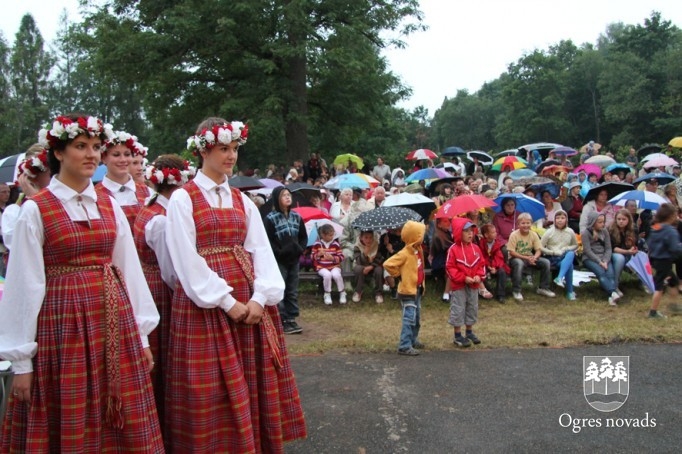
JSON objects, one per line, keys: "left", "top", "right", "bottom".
{"left": 351, "top": 206, "right": 422, "bottom": 231}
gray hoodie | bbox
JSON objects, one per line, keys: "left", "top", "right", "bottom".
{"left": 580, "top": 211, "right": 612, "bottom": 263}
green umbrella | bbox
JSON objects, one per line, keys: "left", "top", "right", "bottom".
{"left": 333, "top": 153, "right": 364, "bottom": 170}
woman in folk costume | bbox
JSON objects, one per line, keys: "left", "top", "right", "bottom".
{"left": 0, "top": 114, "right": 163, "bottom": 452}
{"left": 132, "top": 154, "right": 194, "bottom": 444}
{"left": 95, "top": 130, "right": 152, "bottom": 230}
{"left": 164, "top": 117, "right": 306, "bottom": 452}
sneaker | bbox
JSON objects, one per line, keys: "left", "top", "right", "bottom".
{"left": 616, "top": 289, "right": 624, "bottom": 297}
{"left": 566, "top": 291, "right": 577, "bottom": 301}
{"left": 513, "top": 292, "right": 524, "bottom": 301}
{"left": 283, "top": 321, "right": 303, "bottom": 335}
{"left": 352, "top": 292, "right": 361, "bottom": 303}
{"left": 497, "top": 296, "right": 506, "bottom": 304}
{"left": 553, "top": 277, "right": 565, "bottom": 288}
{"left": 412, "top": 340, "right": 425, "bottom": 349}
{"left": 339, "top": 291, "right": 348, "bottom": 304}
{"left": 323, "top": 292, "right": 332, "bottom": 305}
{"left": 383, "top": 284, "right": 391, "bottom": 292}
{"left": 375, "top": 294, "right": 384, "bottom": 304}
{"left": 526, "top": 275, "right": 534, "bottom": 286}
{"left": 466, "top": 332, "right": 481, "bottom": 345}
{"left": 648, "top": 311, "right": 667, "bottom": 319}
{"left": 608, "top": 292, "right": 620, "bottom": 306}
{"left": 536, "top": 288, "right": 556, "bottom": 298}
{"left": 453, "top": 336, "right": 472, "bottom": 348}
{"left": 398, "top": 347, "right": 419, "bottom": 356}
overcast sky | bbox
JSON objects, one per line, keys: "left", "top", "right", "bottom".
{"left": 2, "top": 0, "right": 682, "bottom": 115}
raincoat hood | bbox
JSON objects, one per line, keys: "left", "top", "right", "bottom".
{"left": 451, "top": 217, "right": 475, "bottom": 244}
{"left": 400, "top": 220, "right": 425, "bottom": 248}
{"left": 586, "top": 211, "right": 602, "bottom": 229}
{"left": 270, "top": 186, "right": 290, "bottom": 213}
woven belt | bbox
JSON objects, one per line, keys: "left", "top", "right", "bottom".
{"left": 46, "top": 263, "right": 125, "bottom": 429}
{"left": 197, "top": 245, "right": 283, "bottom": 370}
{"left": 140, "top": 262, "right": 159, "bottom": 274}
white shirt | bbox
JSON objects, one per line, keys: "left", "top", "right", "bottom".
{"left": 101, "top": 175, "right": 152, "bottom": 206}
{"left": 0, "top": 176, "right": 159, "bottom": 374}
{"left": 1, "top": 203, "right": 20, "bottom": 250}
{"left": 165, "top": 171, "right": 284, "bottom": 313}
{"left": 143, "top": 195, "right": 177, "bottom": 289}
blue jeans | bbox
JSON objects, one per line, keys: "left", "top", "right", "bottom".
{"left": 398, "top": 289, "right": 422, "bottom": 351}
{"left": 547, "top": 251, "right": 575, "bottom": 293}
{"left": 278, "top": 262, "right": 300, "bottom": 321}
{"left": 611, "top": 253, "right": 631, "bottom": 290}
{"left": 510, "top": 257, "right": 551, "bottom": 293}
{"left": 583, "top": 259, "right": 616, "bottom": 296}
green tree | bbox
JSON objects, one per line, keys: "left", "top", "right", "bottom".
{"left": 0, "top": 33, "right": 12, "bottom": 155}
{"left": 8, "top": 14, "right": 54, "bottom": 151}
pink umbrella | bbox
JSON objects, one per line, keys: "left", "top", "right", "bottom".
{"left": 406, "top": 148, "right": 438, "bottom": 161}
{"left": 572, "top": 163, "right": 602, "bottom": 179}
{"left": 642, "top": 156, "right": 678, "bottom": 169}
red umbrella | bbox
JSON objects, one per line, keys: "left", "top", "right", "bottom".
{"left": 435, "top": 195, "right": 497, "bottom": 219}
{"left": 292, "top": 206, "right": 331, "bottom": 223}
{"left": 406, "top": 149, "right": 438, "bottom": 161}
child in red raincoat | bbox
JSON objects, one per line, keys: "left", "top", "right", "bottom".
{"left": 478, "top": 223, "right": 510, "bottom": 304}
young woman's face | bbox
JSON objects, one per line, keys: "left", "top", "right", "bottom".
{"left": 554, "top": 214, "right": 567, "bottom": 229}
{"left": 103, "top": 144, "right": 132, "bottom": 181}
{"left": 360, "top": 232, "right": 373, "bottom": 245}
{"left": 503, "top": 200, "right": 516, "bottom": 215}
{"left": 597, "top": 190, "right": 608, "bottom": 203}
{"left": 129, "top": 155, "right": 145, "bottom": 182}
{"left": 201, "top": 140, "right": 239, "bottom": 180}
{"left": 616, "top": 213, "right": 629, "bottom": 229}
{"left": 55, "top": 135, "right": 102, "bottom": 184}
{"left": 542, "top": 192, "right": 553, "bottom": 204}
{"left": 593, "top": 215, "right": 605, "bottom": 231}
{"left": 279, "top": 189, "right": 292, "bottom": 209}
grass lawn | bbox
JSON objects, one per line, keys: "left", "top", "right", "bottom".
{"left": 284, "top": 273, "right": 682, "bottom": 355}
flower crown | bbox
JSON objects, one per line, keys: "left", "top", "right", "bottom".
{"left": 145, "top": 159, "right": 196, "bottom": 186}
{"left": 186, "top": 121, "right": 248, "bottom": 156}
{"left": 38, "top": 115, "right": 114, "bottom": 150}
{"left": 17, "top": 148, "right": 49, "bottom": 180}
{"left": 105, "top": 131, "right": 148, "bottom": 157}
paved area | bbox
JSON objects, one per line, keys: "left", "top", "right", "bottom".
{"left": 286, "top": 344, "right": 681, "bottom": 453}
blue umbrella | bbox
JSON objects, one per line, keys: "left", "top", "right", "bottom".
{"left": 442, "top": 146, "right": 466, "bottom": 157}
{"left": 552, "top": 146, "right": 578, "bottom": 157}
{"left": 608, "top": 189, "right": 668, "bottom": 210}
{"left": 605, "top": 163, "right": 633, "bottom": 173}
{"left": 507, "top": 168, "right": 536, "bottom": 180}
{"left": 492, "top": 193, "right": 545, "bottom": 221}
{"left": 405, "top": 168, "right": 450, "bottom": 183}
{"left": 529, "top": 182, "right": 560, "bottom": 200}
{"left": 626, "top": 251, "right": 655, "bottom": 293}
{"left": 633, "top": 172, "right": 676, "bottom": 185}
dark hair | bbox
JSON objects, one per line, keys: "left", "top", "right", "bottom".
{"left": 318, "top": 223, "right": 335, "bottom": 235}
{"left": 481, "top": 223, "right": 496, "bottom": 236}
{"left": 150, "top": 154, "right": 188, "bottom": 195}
{"left": 46, "top": 112, "right": 98, "bottom": 175}
{"left": 654, "top": 203, "right": 678, "bottom": 224}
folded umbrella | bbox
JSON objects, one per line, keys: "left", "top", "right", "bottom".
{"left": 351, "top": 206, "right": 422, "bottom": 231}
{"left": 626, "top": 251, "right": 655, "bottom": 293}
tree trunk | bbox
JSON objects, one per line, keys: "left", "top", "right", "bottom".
{"left": 284, "top": 53, "right": 309, "bottom": 165}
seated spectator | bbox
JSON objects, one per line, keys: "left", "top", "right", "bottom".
{"left": 580, "top": 188, "right": 616, "bottom": 232}
{"left": 561, "top": 181, "right": 583, "bottom": 234}
{"left": 478, "top": 224, "right": 509, "bottom": 304}
{"left": 540, "top": 210, "right": 578, "bottom": 301}
{"left": 492, "top": 198, "right": 520, "bottom": 245}
{"left": 581, "top": 212, "right": 621, "bottom": 306}
{"left": 608, "top": 209, "right": 638, "bottom": 296}
{"left": 312, "top": 223, "right": 347, "bottom": 305}
{"left": 507, "top": 213, "right": 556, "bottom": 301}
{"left": 380, "top": 227, "right": 405, "bottom": 297}
{"left": 537, "top": 190, "right": 563, "bottom": 229}
{"left": 330, "top": 188, "right": 353, "bottom": 223}
{"left": 352, "top": 231, "right": 385, "bottom": 303}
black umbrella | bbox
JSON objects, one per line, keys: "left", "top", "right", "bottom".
{"left": 287, "top": 182, "right": 321, "bottom": 201}
{"left": 351, "top": 206, "right": 422, "bottom": 231}
{"left": 441, "top": 146, "right": 466, "bottom": 157}
{"left": 636, "top": 144, "right": 663, "bottom": 159}
{"left": 0, "top": 153, "right": 24, "bottom": 184}
{"left": 535, "top": 159, "right": 561, "bottom": 174}
{"left": 584, "top": 182, "right": 634, "bottom": 203}
{"left": 229, "top": 175, "right": 265, "bottom": 191}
